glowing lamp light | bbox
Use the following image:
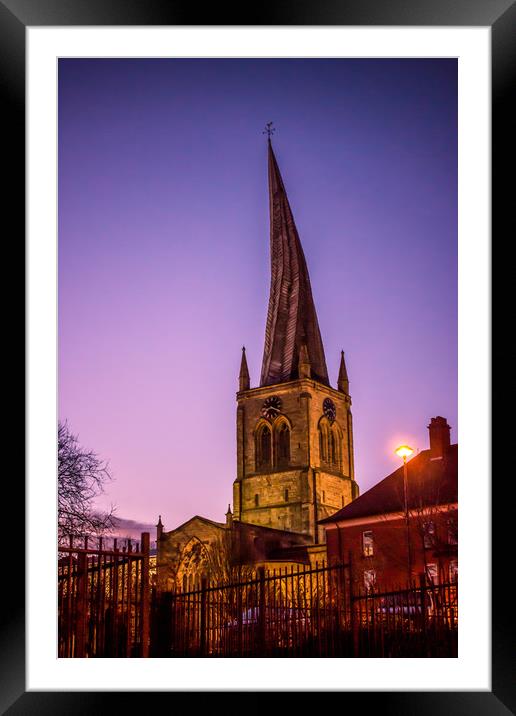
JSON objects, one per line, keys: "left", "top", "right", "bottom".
{"left": 395, "top": 445, "right": 414, "bottom": 461}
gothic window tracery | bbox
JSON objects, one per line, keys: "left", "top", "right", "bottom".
{"left": 319, "top": 416, "right": 343, "bottom": 471}
{"left": 255, "top": 416, "right": 292, "bottom": 471}
{"left": 318, "top": 417, "right": 330, "bottom": 465}
{"left": 176, "top": 538, "right": 211, "bottom": 592}
{"left": 275, "top": 421, "right": 291, "bottom": 467}
{"left": 319, "top": 425, "right": 328, "bottom": 462}
{"left": 330, "top": 431, "right": 336, "bottom": 464}
{"left": 255, "top": 423, "right": 272, "bottom": 470}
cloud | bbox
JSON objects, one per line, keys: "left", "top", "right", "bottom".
{"left": 111, "top": 515, "right": 156, "bottom": 539}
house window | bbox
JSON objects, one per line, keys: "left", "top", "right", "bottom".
{"left": 284, "top": 488, "right": 289, "bottom": 502}
{"left": 362, "top": 530, "right": 374, "bottom": 557}
{"left": 423, "top": 521, "right": 435, "bottom": 549}
{"left": 254, "top": 494, "right": 259, "bottom": 507}
{"left": 322, "top": 490, "right": 326, "bottom": 503}
{"left": 426, "top": 563, "right": 439, "bottom": 585}
{"left": 363, "top": 569, "right": 376, "bottom": 592}
{"left": 341, "top": 495, "right": 345, "bottom": 507}
{"left": 449, "top": 560, "right": 458, "bottom": 583}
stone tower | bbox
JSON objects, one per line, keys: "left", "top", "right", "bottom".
{"left": 232, "top": 139, "right": 358, "bottom": 543}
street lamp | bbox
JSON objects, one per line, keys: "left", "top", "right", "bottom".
{"left": 395, "top": 445, "right": 414, "bottom": 585}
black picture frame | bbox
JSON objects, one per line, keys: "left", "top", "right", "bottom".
{"left": 4, "top": 0, "right": 511, "bottom": 712}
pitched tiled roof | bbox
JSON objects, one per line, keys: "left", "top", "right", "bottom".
{"left": 319, "top": 444, "right": 457, "bottom": 524}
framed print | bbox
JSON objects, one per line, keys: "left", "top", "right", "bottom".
{"left": 3, "top": 0, "right": 512, "bottom": 711}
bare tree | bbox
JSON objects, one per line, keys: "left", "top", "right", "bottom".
{"left": 197, "top": 529, "right": 254, "bottom": 586}
{"left": 58, "top": 421, "right": 116, "bottom": 543}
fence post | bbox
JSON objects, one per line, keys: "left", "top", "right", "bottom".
{"left": 419, "top": 572, "right": 428, "bottom": 656}
{"left": 257, "top": 566, "right": 266, "bottom": 655}
{"left": 140, "top": 532, "right": 150, "bottom": 657}
{"left": 419, "top": 573, "right": 427, "bottom": 623}
{"left": 75, "top": 550, "right": 88, "bottom": 657}
{"left": 236, "top": 575, "right": 243, "bottom": 656}
{"left": 200, "top": 576, "right": 207, "bottom": 656}
{"left": 348, "top": 551, "right": 359, "bottom": 656}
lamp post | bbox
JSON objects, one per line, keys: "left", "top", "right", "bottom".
{"left": 395, "top": 445, "right": 414, "bottom": 585}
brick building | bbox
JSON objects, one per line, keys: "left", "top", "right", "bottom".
{"left": 319, "top": 417, "right": 458, "bottom": 592}
{"left": 157, "top": 138, "right": 358, "bottom": 589}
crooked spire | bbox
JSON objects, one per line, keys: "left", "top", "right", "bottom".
{"left": 337, "top": 351, "right": 349, "bottom": 394}
{"left": 239, "top": 346, "right": 250, "bottom": 391}
{"left": 260, "top": 139, "right": 329, "bottom": 387}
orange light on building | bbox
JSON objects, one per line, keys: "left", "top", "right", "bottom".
{"left": 395, "top": 445, "right": 414, "bottom": 461}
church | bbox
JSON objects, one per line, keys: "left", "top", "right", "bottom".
{"left": 156, "top": 136, "right": 359, "bottom": 592}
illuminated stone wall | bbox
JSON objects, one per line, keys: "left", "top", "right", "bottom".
{"left": 233, "top": 377, "right": 358, "bottom": 543}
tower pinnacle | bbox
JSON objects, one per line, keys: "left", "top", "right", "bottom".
{"left": 337, "top": 351, "right": 349, "bottom": 394}
{"left": 239, "top": 346, "right": 250, "bottom": 391}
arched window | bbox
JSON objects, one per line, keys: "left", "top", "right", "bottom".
{"left": 261, "top": 428, "right": 271, "bottom": 465}
{"left": 319, "top": 418, "right": 343, "bottom": 470}
{"left": 255, "top": 424, "right": 272, "bottom": 470}
{"left": 330, "top": 431, "right": 336, "bottom": 465}
{"left": 254, "top": 493, "right": 260, "bottom": 507}
{"left": 319, "top": 429, "right": 327, "bottom": 462}
{"left": 331, "top": 424, "right": 343, "bottom": 469}
{"left": 318, "top": 418, "right": 330, "bottom": 464}
{"left": 276, "top": 423, "right": 290, "bottom": 466}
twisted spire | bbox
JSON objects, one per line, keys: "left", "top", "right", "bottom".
{"left": 260, "top": 140, "right": 329, "bottom": 387}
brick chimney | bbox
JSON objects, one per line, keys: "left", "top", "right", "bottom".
{"left": 428, "top": 416, "right": 451, "bottom": 459}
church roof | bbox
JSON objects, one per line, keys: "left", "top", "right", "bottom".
{"left": 234, "top": 521, "right": 310, "bottom": 540}
{"left": 260, "top": 140, "right": 329, "bottom": 387}
{"left": 266, "top": 544, "right": 311, "bottom": 564}
{"left": 164, "top": 514, "right": 311, "bottom": 540}
{"left": 164, "top": 515, "right": 226, "bottom": 535}
{"left": 319, "top": 444, "right": 458, "bottom": 524}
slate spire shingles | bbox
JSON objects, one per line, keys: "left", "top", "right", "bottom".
{"left": 260, "top": 139, "right": 329, "bottom": 387}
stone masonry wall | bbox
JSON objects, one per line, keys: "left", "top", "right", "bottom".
{"left": 233, "top": 378, "right": 357, "bottom": 539}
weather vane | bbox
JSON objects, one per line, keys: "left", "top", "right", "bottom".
{"left": 263, "top": 121, "right": 275, "bottom": 139}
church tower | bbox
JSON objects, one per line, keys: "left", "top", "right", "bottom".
{"left": 232, "top": 138, "right": 358, "bottom": 543}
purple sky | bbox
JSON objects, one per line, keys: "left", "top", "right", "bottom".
{"left": 58, "top": 58, "right": 457, "bottom": 530}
